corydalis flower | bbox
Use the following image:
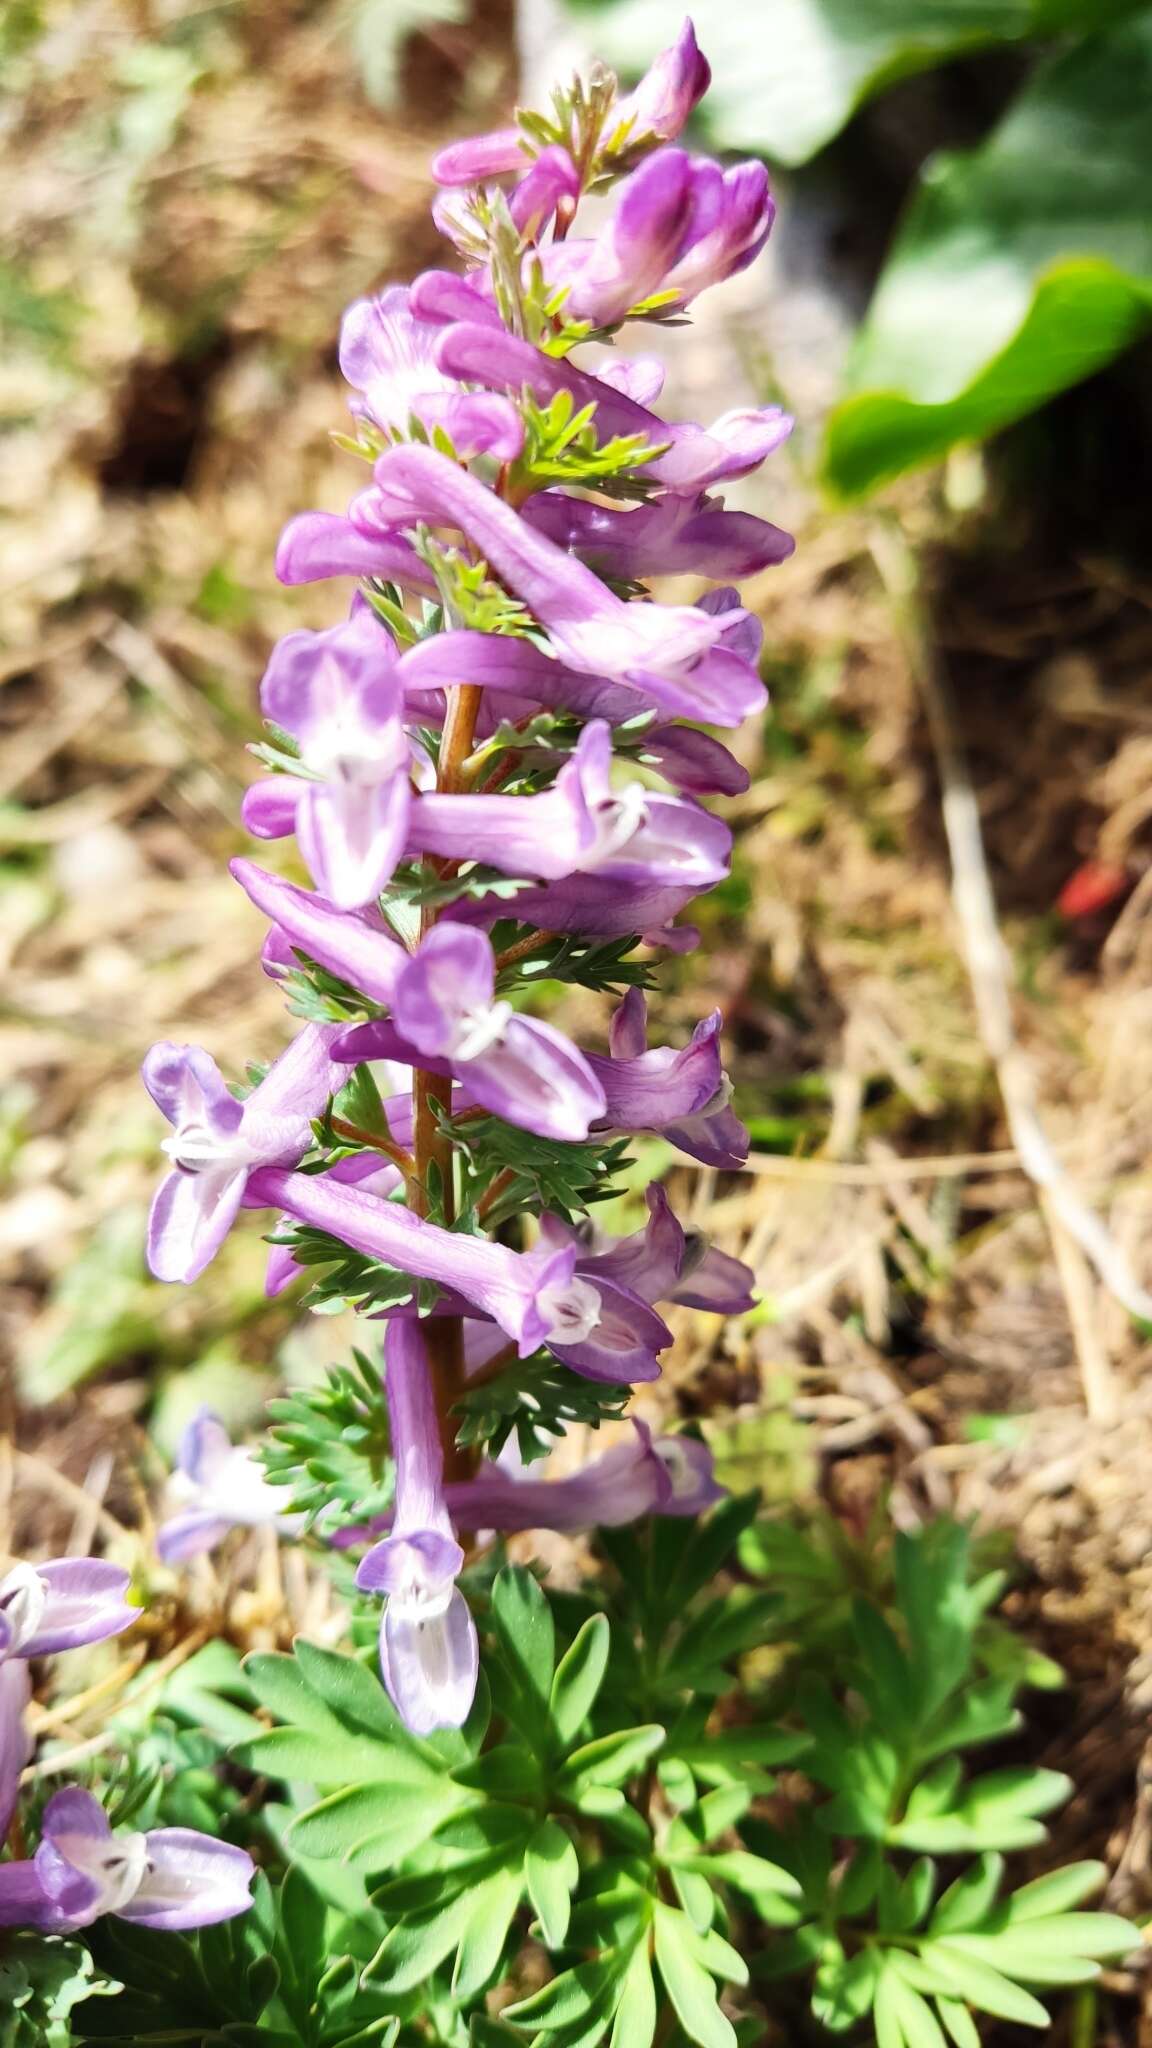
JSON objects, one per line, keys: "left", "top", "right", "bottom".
{"left": 0, "top": 1558, "right": 136, "bottom": 1666}
{"left": 337, "top": 921, "right": 607, "bottom": 1144}
{"left": 445, "top": 1421, "right": 724, "bottom": 1532}
{"left": 339, "top": 285, "right": 523, "bottom": 460}
{"left": 231, "top": 862, "right": 606, "bottom": 1146}
{"left": 0, "top": 1788, "right": 254, "bottom": 1933}
{"left": 246, "top": 603, "right": 410, "bottom": 910}
{"left": 157, "top": 1409, "right": 301, "bottom": 1563}
{"left": 589, "top": 987, "right": 749, "bottom": 1170}
{"left": 356, "top": 1322, "right": 477, "bottom": 1735}
{"left": 142, "top": 1023, "right": 342, "bottom": 1283}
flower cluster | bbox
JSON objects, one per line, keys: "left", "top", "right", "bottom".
{"left": 139, "top": 17, "right": 785, "bottom": 1742}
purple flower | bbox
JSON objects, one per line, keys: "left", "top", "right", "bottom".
{"left": 549, "top": 150, "right": 774, "bottom": 325}
{"left": 0, "top": 1662, "right": 31, "bottom": 1841}
{"left": 339, "top": 287, "right": 523, "bottom": 460}
{"left": 638, "top": 726, "right": 749, "bottom": 798}
{"left": 264, "top": 1151, "right": 404, "bottom": 1297}
{"left": 0, "top": 1787, "right": 254, "bottom": 1933}
{"left": 0, "top": 1557, "right": 136, "bottom": 1665}
{"left": 614, "top": 17, "right": 711, "bottom": 144}
{"left": 400, "top": 618, "right": 764, "bottom": 730}
{"left": 157, "top": 1410, "right": 302, "bottom": 1564}
{"left": 430, "top": 126, "right": 525, "bottom": 186}
{"left": 231, "top": 860, "right": 408, "bottom": 1005}
{"left": 524, "top": 487, "right": 792, "bottom": 581}
{"left": 250, "top": 1165, "right": 586, "bottom": 1357}
{"left": 445, "top": 1420, "right": 724, "bottom": 1532}
{"left": 274, "top": 510, "right": 435, "bottom": 591}
{"left": 142, "top": 1024, "right": 342, "bottom": 1283}
{"left": 587, "top": 988, "right": 748, "bottom": 1169}
{"left": 545, "top": 1182, "right": 756, "bottom": 1317}
{"left": 509, "top": 145, "right": 581, "bottom": 237}
{"left": 336, "top": 922, "right": 606, "bottom": 1144}
{"left": 408, "top": 722, "right": 731, "bottom": 894}
{"left": 435, "top": 322, "right": 792, "bottom": 493}
{"left": 355, "top": 1323, "right": 478, "bottom": 1734}
{"left": 249, "top": 605, "right": 411, "bottom": 909}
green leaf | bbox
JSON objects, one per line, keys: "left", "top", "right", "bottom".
{"left": 559, "top": 1723, "right": 665, "bottom": 1793}
{"left": 610, "top": 1944, "right": 657, "bottom": 2048}
{"left": 451, "top": 1866, "right": 525, "bottom": 2000}
{"left": 550, "top": 1614, "right": 611, "bottom": 1746}
{"left": 288, "top": 1777, "right": 464, "bottom": 1867}
{"left": 875, "top": 1962, "right": 948, "bottom": 2048}
{"left": 654, "top": 1905, "right": 737, "bottom": 2048}
{"left": 503, "top": 1952, "right": 630, "bottom": 2030}
{"left": 491, "top": 1565, "right": 556, "bottom": 1721}
{"left": 525, "top": 1820, "right": 579, "bottom": 1949}
{"left": 1002, "top": 1861, "right": 1106, "bottom": 1921}
{"left": 825, "top": 19, "right": 1152, "bottom": 494}
{"left": 930, "top": 1855, "right": 1005, "bottom": 1935}
{"left": 935, "top": 1996, "right": 982, "bottom": 2048}
{"left": 916, "top": 1943, "right": 1052, "bottom": 2027}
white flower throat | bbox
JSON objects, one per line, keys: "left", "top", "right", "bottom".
{"left": 0, "top": 1562, "right": 48, "bottom": 1657}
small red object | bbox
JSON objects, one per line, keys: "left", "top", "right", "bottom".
{"left": 1057, "top": 860, "right": 1129, "bottom": 919}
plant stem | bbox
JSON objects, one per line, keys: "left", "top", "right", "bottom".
{"left": 413, "top": 675, "right": 487, "bottom": 1486}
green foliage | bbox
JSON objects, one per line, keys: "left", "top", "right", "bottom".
{"left": 825, "top": 16, "right": 1152, "bottom": 494}
{"left": 261, "top": 1349, "right": 395, "bottom": 1530}
{"left": 509, "top": 390, "right": 667, "bottom": 497}
{"left": 77, "top": 1872, "right": 400, "bottom": 2046}
{"left": 451, "top": 1113, "right": 632, "bottom": 1228}
{"left": 0, "top": 1936, "right": 116, "bottom": 2047}
{"left": 453, "top": 1350, "right": 631, "bottom": 1464}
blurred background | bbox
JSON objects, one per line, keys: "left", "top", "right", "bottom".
{"left": 5, "top": 0, "right": 1152, "bottom": 1888}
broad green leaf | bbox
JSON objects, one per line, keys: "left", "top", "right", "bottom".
{"left": 503, "top": 1951, "right": 629, "bottom": 2029}
{"left": 935, "top": 1995, "right": 981, "bottom": 2048}
{"left": 810, "top": 1944, "right": 882, "bottom": 2030}
{"left": 1002, "top": 1861, "right": 1105, "bottom": 1922}
{"left": 930, "top": 1855, "right": 1005, "bottom": 1935}
{"left": 550, "top": 1614, "right": 610, "bottom": 1746}
{"left": 825, "top": 20, "right": 1152, "bottom": 494}
{"left": 230, "top": 1726, "right": 426, "bottom": 1787}
{"left": 367, "top": 1894, "right": 472, "bottom": 1992}
{"left": 917, "top": 1943, "right": 1052, "bottom": 2026}
{"left": 452, "top": 1866, "right": 525, "bottom": 2000}
{"left": 610, "top": 1944, "right": 657, "bottom": 2048}
{"left": 492, "top": 1566, "right": 555, "bottom": 1719}
{"left": 525, "top": 1820, "right": 579, "bottom": 1949}
{"left": 875, "top": 1963, "right": 947, "bottom": 2048}
{"left": 654, "top": 1905, "right": 736, "bottom": 2048}
{"left": 291, "top": 1640, "right": 404, "bottom": 1741}
{"left": 288, "top": 1777, "right": 464, "bottom": 1866}
{"left": 559, "top": 1723, "right": 665, "bottom": 1792}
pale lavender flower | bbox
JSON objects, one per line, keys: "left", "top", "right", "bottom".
{"left": 544, "top": 1182, "right": 756, "bottom": 1317}
{"left": 157, "top": 1410, "right": 302, "bottom": 1564}
{"left": 142, "top": 1023, "right": 342, "bottom": 1283}
{"left": 0, "top": 1787, "right": 254, "bottom": 1933}
{"left": 430, "top": 127, "right": 525, "bottom": 186}
{"left": 548, "top": 149, "right": 774, "bottom": 324}
{"left": 614, "top": 17, "right": 711, "bottom": 143}
{"left": 275, "top": 511, "right": 435, "bottom": 591}
{"left": 339, "top": 287, "right": 523, "bottom": 460}
{"left": 407, "top": 721, "right": 731, "bottom": 894}
{"left": 524, "top": 486, "right": 792, "bottom": 581}
{"left": 399, "top": 617, "right": 765, "bottom": 729}
{"left": 231, "top": 860, "right": 408, "bottom": 1005}
{"left": 248, "top": 604, "right": 411, "bottom": 909}
{"left": 444, "top": 1421, "right": 724, "bottom": 1531}
{"left": 638, "top": 726, "right": 749, "bottom": 798}
{"left": 587, "top": 987, "right": 748, "bottom": 1169}
{"left": 264, "top": 1150, "right": 404, "bottom": 1297}
{"left": 355, "top": 1322, "right": 478, "bottom": 1734}
{"left": 0, "top": 1558, "right": 136, "bottom": 1666}
{"left": 336, "top": 922, "right": 607, "bottom": 1143}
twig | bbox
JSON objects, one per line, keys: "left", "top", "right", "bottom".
{"left": 872, "top": 522, "right": 1145, "bottom": 1421}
